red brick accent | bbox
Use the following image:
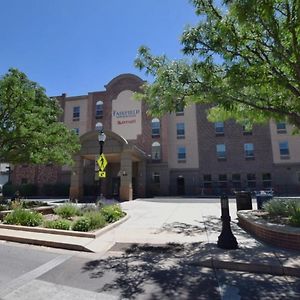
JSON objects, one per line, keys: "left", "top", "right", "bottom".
{"left": 238, "top": 212, "right": 300, "bottom": 251}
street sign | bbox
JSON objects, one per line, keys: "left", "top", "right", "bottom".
{"left": 97, "top": 153, "right": 108, "bottom": 171}
{"left": 98, "top": 171, "right": 106, "bottom": 178}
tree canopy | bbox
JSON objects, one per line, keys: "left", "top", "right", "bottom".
{"left": 135, "top": 0, "right": 300, "bottom": 130}
{"left": 0, "top": 68, "right": 80, "bottom": 165}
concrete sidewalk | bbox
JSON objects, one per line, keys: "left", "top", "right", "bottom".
{"left": 0, "top": 198, "right": 299, "bottom": 278}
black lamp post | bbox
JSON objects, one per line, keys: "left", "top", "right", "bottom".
{"left": 96, "top": 123, "right": 106, "bottom": 200}
{"left": 217, "top": 194, "right": 238, "bottom": 249}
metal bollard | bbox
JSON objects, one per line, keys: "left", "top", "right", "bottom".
{"left": 217, "top": 194, "right": 238, "bottom": 249}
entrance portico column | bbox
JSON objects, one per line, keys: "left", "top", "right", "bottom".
{"left": 69, "top": 155, "right": 84, "bottom": 200}
{"left": 120, "top": 150, "right": 133, "bottom": 201}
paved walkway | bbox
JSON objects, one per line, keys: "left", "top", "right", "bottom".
{"left": 0, "top": 197, "right": 299, "bottom": 277}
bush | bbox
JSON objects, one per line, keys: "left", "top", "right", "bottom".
{"left": 4, "top": 208, "right": 43, "bottom": 227}
{"left": 263, "top": 198, "right": 300, "bottom": 217}
{"left": 289, "top": 208, "right": 300, "bottom": 227}
{"left": 2, "top": 183, "right": 17, "bottom": 197}
{"left": 84, "top": 211, "right": 106, "bottom": 230}
{"left": 19, "top": 184, "right": 38, "bottom": 197}
{"left": 72, "top": 217, "right": 91, "bottom": 232}
{"left": 54, "top": 203, "right": 80, "bottom": 219}
{"left": 43, "top": 219, "right": 71, "bottom": 230}
{"left": 101, "top": 204, "right": 125, "bottom": 223}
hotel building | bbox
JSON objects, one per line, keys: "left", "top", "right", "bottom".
{"left": 11, "top": 74, "right": 300, "bottom": 200}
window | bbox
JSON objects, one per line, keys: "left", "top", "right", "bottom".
{"left": 177, "top": 146, "right": 186, "bottom": 162}
{"left": 215, "top": 122, "right": 224, "bottom": 135}
{"left": 218, "top": 174, "right": 227, "bottom": 188}
{"left": 247, "top": 173, "right": 256, "bottom": 188}
{"left": 203, "top": 174, "right": 212, "bottom": 188}
{"left": 151, "top": 118, "right": 160, "bottom": 137}
{"left": 176, "top": 123, "right": 185, "bottom": 139}
{"left": 73, "top": 128, "right": 79, "bottom": 135}
{"left": 96, "top": 101, "right": 103, "bottom": 118}
{"left": 73, "top": 106, "right": 80, "bottom": 121}
{"left": 152, "top": 142, "right": 161, "bottom": 160}
{"left": 216, "top": 144, "right": 226, "bottom": 159}
{"left": 262, "top": 173, "right": 272, "bottom": 188}
{"left": 244, "top": 143, "right": 254, "bottom": 158}
{"left": 279, "top": 141, "right": 290, "bottom": 158}
{"left": 175, "top": 103, "right": 184, "bottom": 115}
{"left": 242, "top": 125, "right": 252, "bottom": 135}
{"left": 152, "top": 172, "right": 160, "bottom": 184}
{"left": 232, "top": 174, "right": 241, "bottom": 189}
{"left": 276, "top": 122, "right": 287, "bottom": 134}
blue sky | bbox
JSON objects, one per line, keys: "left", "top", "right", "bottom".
{"left": 0, "top": 0, "right": 198, "bottom": 96}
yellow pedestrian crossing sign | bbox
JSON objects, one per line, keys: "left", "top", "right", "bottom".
{"left": 97, "top": 153, "right": 107, "bottom": 171}
{"left": 98, "top": 171, "right": 106, "bottom": 178}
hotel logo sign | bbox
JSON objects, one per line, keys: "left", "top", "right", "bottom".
{"left": 112, "top": 90, "right": 142, "bottom": 140}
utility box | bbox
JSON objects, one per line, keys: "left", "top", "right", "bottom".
{"left": 235, "top": 191, "right": 252, "bottom": 211}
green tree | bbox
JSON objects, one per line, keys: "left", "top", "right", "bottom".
{"left": 0, "top": 68, "right": 80, "bottom": 164}
{"left": 135, "top": 0, "right": 300, "bottom": 130}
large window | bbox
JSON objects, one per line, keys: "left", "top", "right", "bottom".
{"left": 177, "top": 146, "right": 186, "bottom": 162}
{"left": 73, "top": 106, "right": 80, "bottom": 121}
{"left": 215, "top": 122, "right": 224, "bottom": 135}
{"left": 96, "top": 101, "right": 103, "bottom": 118}
{"left": 152, "top": 142, "right": 161, "bottom": 160}
{"left": 279, "top": 141, "right": 290, "bottom": 158}
{"left": 203, "top": 174, "right": 212, "bottom": 188}
{"left": 151, "top": 118, "right": 160, "bottom": 137}
{"left": 216, "top": 144, "right": 226, "bottom": 159}
{"left": 244, "top": 143, "right": 254, "bottom": 158}
{"left": 176, "top": 123, "right": 185, "bottom": 139}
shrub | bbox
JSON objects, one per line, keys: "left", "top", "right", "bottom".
{"left": 263, "top": 198, "right": 300, "bottom": 217}
{"left": 0, "top": 204, "right": 7, "bottom": 211}
{"left": 54, "top": 203, "right": 80, "bottom": 219}
{"left": 72, "top": 217, "right": 91, "bottom": 232}
{"left": 84, "top": 211, "right": 106, "bottom": 230}
{"left": 43, "top": 219, "right": 71, "bottom": 230}
{"left": 101, "top": 204, "right": 125, "bottom": 223}
{"left": 2, "top": 183, "right": 17, "bottom": 197}
{"left": 19, "top": 184, "right": 38, "bottom": 197}
{"left": 289, "top": 208, "right": 300, "bottom": 227}
{"left": 4, "top": 209, "right": 43, "bottom": 227}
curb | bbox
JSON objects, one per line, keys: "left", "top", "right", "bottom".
{"left": 191, "top": 259, "right": 300, "bottom": 278}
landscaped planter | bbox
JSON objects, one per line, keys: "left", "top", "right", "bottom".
{"left": 0, "top": 206, "right": 54, "bottom": 220}
{"left": 238, "top": 210, "right": 300, "bottom": 251}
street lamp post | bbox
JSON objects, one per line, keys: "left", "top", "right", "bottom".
{"left": 97, "top": 124, "right": 106, "bottom": 201}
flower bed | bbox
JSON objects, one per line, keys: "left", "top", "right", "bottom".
{"left": 0, "top": 203, "right": 126, "bottom": 233}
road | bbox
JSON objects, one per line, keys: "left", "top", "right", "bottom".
{"left": 0, "top": 198, "right": 299, "bottom": 299}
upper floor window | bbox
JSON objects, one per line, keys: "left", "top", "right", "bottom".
{"left": 216, "top": 144, "right": 226, "bottom": 159}
{"left": 73, "top": 128, "right": 80, "bottom": 135}
{"left": 177, "top": 146, "right": 186, "bottom": 162}
{"left": 73, "top": 106, "right": 80, "bottom": 121}
{"left": 175, "top": 103, "right": 184, "bottom": 116}
{"left": 151, "top": 118, "right": 160, "bottom": 137}
{"left": 152, "top": 142, "right": 161, "bottom": 160}
{"left": 96, "top": 101, "right": 103, "bottom": 118}
{"left": 176, "top": 123, "right": 185, "bottom": 139}
{"left": 276, "top": 122, "right": 287, "bottom": 134}
{"left": 244, "top": 143, "right": 254, "bottom": 158}
{"left": 279, "top": 141, "right": 290, "bottom": 158}
{"left": 242, "top": 125, "right": 252, "bottom": 135}
{"left": 215, "top": 122, "right": 224, "bottom": 135}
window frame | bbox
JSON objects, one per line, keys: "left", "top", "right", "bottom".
{"left": 216, "top": 144, "right": 226, "bottom": 159}
{"left": 73, "top": 106, "right": 80, "bottom": 121}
